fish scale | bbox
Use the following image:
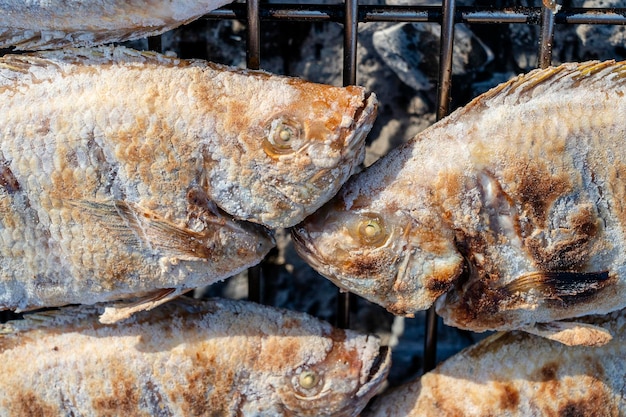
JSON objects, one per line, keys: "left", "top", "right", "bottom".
{"left": 0, "top": 45, "right": 376, "bottom": 319}
{"left": 292, "top": 60, "right": 626, "bottom": 346}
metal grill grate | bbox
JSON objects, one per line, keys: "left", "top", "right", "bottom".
{"left": 186, "top": 0, "right": 626, "bottom": 375}
{"left": 1, "top": 0, "right": 623, "bottom": 381}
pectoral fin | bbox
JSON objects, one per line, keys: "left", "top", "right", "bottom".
{"left": 522, "top": 321, "right": 612, "bottom": 346}
{"left": 504, "top": 270, "right": 611, "bottom": 300}
{"left": 98, "top": 288, "right": 180, "bottom": 324}
{"left": 71, "top": 200, "right": 218, "bottom": 261}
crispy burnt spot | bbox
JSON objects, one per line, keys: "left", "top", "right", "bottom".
{"left": 0, "top": 162, "right": 20, "bottom": 194}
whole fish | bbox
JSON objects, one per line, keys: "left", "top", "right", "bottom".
{"left": 0, "top": 298, "right": 391, "bottom": 417}
{"left": 0, "top": 0, "right": 234, "bottom": 51}
{"left": 293, "top": 60, "right": 626, "bottom": 346}
{"left": 364, "top": 310, "right": 626, "bottom": 417}
{"left": 0, "top": 46, "right": 376, "bottom": 319}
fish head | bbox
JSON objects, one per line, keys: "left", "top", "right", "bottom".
{"left": 253, "top": 82, "right": 377, "bottom": 229}
{"left": 274, "top": 331, "right": 391, "bottom": 417}
{"left": 205, "top": 73, "right": 377, "bottom": 229}
{"left": 291, "top": 197, "right": 464, "bottom": 316}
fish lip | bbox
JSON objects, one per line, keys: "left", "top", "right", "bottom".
{"left": 290, "top": 226, "right": 323, "bottom": 271}
{"left": 357, "top": 344, "right": 392, "bottom": 398}
{"left": 343, "top": 92, "right": 378, "bottom": 155}
{"left": 290, "top": 225, "right": 354, "bottom": 292}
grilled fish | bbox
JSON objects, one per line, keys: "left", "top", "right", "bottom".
{"left": 293, "top": 60, "right": 626, "bottom": 345}
{"left": 0, "top": 298, "right": 391, "bottom": 417}
{"left": 0, "top": 46, "right": 375, "bottom": 318}
{"left": 364, "top": 310, "right": 626, "bottom": 417}
{"left": 0, "top": 0, "right": 234, "bottom": 51}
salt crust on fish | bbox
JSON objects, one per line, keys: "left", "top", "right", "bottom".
{"left": 364, "top": 308, "right": 626, "bottom": 417}
{"left": 0, "top": 298, "right": 391, "bottom": 417}
{"left": 0, "top": 0, "right": 234, "bottom": 50}
{"left": 292, "top": 60, "right": 626, "bottom": 345}
{"left": 0, "top": 46, "right": 376, "bottom": 318}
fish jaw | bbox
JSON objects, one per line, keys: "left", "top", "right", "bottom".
{"left": 275, "top": 331, "right": 391, "bottom": 417}
{"left": 291, "top": 202, "right": 465, "bottom": 316}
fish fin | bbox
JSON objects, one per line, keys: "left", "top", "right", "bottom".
{"left": 522, "top": 321, "right": 612, "bottom": 346}
{"left": 0, "top": 46, "right": 183, "bottom": 87}
{"left": 503, "top": 270, "right": 611, "bottom": 300}
{"left": 468, "top": 60, "right": 626, "bottom": 109}
{"left": 98, "top": 288, "right": 181, "bottom": 324}
{"left": 1, "top": 305, "right": 102, "bottom": 333}
{"left": 72, "top": 200, "right": 218, "bottom": 261}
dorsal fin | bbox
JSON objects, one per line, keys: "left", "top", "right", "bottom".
{"left": 0, "top": 46, "right": 187, "bottom": 73}
{"left": 0, "top": 46, "right": 190, "bottom": 94}
{"left": 466, "top": 60, "right": 626, "bottom": 110}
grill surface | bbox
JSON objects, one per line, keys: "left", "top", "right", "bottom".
{"left": 193, "top": 0, "right": 626, "bottom": 374}
{"left": 1, "top": 0, "right": 625, "bottom": 383}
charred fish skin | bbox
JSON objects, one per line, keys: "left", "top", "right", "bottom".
{"left": 0, "top": 45, "right": 374, "bottom": 313}
{"left": 364, "top": 309, "right": 626, "bottom": 417}
{"left": 0, "top": 0, "right": 234, "bottom": 51}
{"left": 292, "top": 61, "right": 626, "bottom": 341}
{"left": 0, "top": 298, "right": 391, "bottom": 417}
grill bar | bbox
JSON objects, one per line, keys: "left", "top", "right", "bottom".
{"left": 204, "top": 4, "right": 626, "bottom": 25}
{"left": 423, "top": 0, "right": 456, "bottom": 374}
{"left": 337, "top": 0, "right": 360, "bottom": 330}
{"left": 539, "top": 0, "right": 557, "bottom": 68}
{"left": 246, "top": 0, "right": 263, "bottom": 304}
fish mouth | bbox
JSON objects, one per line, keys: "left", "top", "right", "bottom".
{"left": 290, "top": 224, "right": 354, "bottom": 293}
{"left": 290, "top": 226, "right": 326, "bottom": 274}
{"left": 292, "top": 92, "right": 377, "bottom": 216}
{"left": 357, "top": 344, "right": 392, "bottom": 398}
{"left": 200, "top": 201, "right": 276, "bottom": 252}
{"left": 342, "top": 92, "right": 378, "bottom": 158}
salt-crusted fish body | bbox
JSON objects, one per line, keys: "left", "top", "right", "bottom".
{"left": 0, "top": 0, "right": 234, "bottom": 51}
{"left": 293, "top": 60, "right": 626, "bottom": 345}
{"left": 0, "top": 298, "right": 391, "bottom": 417}
{"left": 364, "top": 310, "right": 626, "bottom": 417}
{"left": 0, "top": 46, "right": 375, "bottom": 316}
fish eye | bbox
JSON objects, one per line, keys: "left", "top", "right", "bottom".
{"left": 355, "top": 214, "right": 388, "bottom": 247}
{"left": 263, "top": 116, "right": 303, "bottom": 158}
{"left": 298, "top": 370, "right": 320, "bottom": 390}
{"left": 292, "top": 368, "right": 325, "bottom": 399}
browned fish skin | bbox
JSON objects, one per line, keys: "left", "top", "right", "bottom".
{"left": 0, "top": 298, "right": 391, "bottom": 417}
{"left": 364, "top": 309, "right": 626, "bottom": 417}
{"left": 0, "top": 0, "right": 234, "bottom": 50}
{"left": 293, "top": 61, "right": 626, "bottom": 339}
{"left": 0, "top": 46, "right": 375, "bottom": 313}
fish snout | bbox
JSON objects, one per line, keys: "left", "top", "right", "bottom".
{"left": 334, "top": 92, "right": 377, "bottom": 168}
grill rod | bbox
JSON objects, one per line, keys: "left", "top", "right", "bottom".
{"left": 246, "top": 0, "right": 263, "bottom": 304}
{"left": 423, "top": 0, "right": 456, "bottom": 374}
{"left": 539, "top": 0, "right": 558, "bottom": 68}
{"left": 204, "top": 5, "right": 626, "bottom": 25}
{"left": 336, "top": 0, "right": 360, "bottom": 330}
